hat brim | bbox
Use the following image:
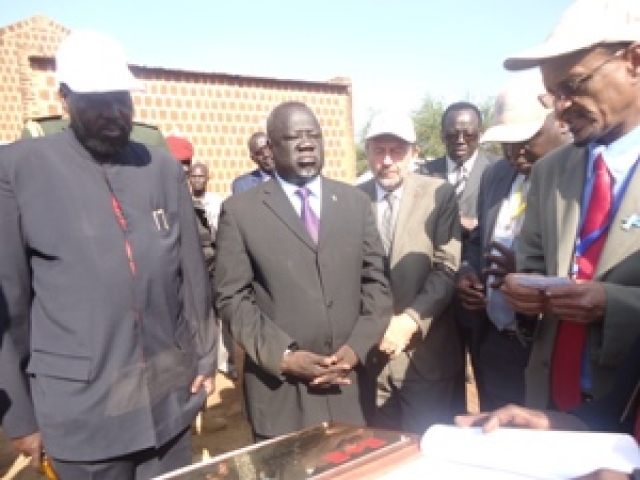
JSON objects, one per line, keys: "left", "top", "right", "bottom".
{"left": 61, "top": 73, "right": 145, "bottom": 94}
{"left": 365, "top": 130, "right": 416, "bottom": 143}
{"left": 480, "top": 118, "right": 545, "bottom": 144}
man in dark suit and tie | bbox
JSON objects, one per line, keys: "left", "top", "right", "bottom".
{"left": 231, "top": 132, "right": 275, "bottom": 194}
{"left": 358, "top": 111, "right": 462, "bottom": 434}
{"left": 214, "top": 101, "right": 392, "bottom": 440}
{"left": 421, "top": 101, "right": 495, "bottom": 413}
{"left": 456, "top": 71, "right": 571, "bottom": 411}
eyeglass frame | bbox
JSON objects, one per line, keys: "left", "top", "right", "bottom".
{"left": 538, "top": 47, "right": 627, "bottom": 109}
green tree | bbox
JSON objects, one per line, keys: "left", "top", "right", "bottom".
{"left": 412, "top": 95, "right": 446, "bottom": 160}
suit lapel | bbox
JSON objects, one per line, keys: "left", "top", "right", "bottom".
{"left": 262, "top": 179, "right": 316, "bottom": 251}
{"left": 460, "top": 154, "right": 487, "bottom": 208}
{"left": 390, "top": 175, "right": 418, "bottom": 265}
{"left": 317, "top": 178, "right": 340, "bottom": 251}
{"left": 595, "top": 162, "right": 640, "bottom": 278}
{"left": 359, "top": 178, "right": 378, "bottom": 219}
{"left": 484, "top": 163, "right": 518, "bottom": 248}
{"left": 556, "top": 149, "right": 586, "bottom": 276}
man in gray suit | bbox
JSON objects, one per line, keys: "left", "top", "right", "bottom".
{"left": 214, "top": 101, "right": 392, "bottom": 440}
{"left": 359, "top": 111, "right": 461, "bottom": 434}
{"left": 501, "top": 0, "right": 640, "bottom": 411}
{"left": 421, "top": 101, "right": 495, "bottom": 413}
{"left": 457, "top": 71, "right": 571, "bottom": 411}
{"left": 0, "top": 30, "right": 216, "bottom": 479}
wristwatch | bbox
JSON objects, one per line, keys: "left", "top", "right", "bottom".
{"left": 284, "top": 341, "right": 299, "bottom": 357}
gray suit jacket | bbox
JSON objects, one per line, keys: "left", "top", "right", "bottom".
{"left": 420, "top": 152, "right": 495, "bottom": 220}
{"left": 359, "top": 174, "right": 462, "bottom": 380}
{"left": 517, "top": 144, "right": 640, "bottom": 408}
{"left": 0, "top": 131, "right": 216, "bottom": 461}
{"left": 214, "top": 177, "right": 392, "bottom": 437}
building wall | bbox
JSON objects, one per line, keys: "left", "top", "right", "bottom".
{"left": 0, "top": 16, "right": 356, "bottom": 195}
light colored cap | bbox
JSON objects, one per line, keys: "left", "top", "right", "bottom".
{"left": 366, "top": 111, "right": 416, "bottom": 143}
{"left": 480, "top": 70, "right": 551, "bottom": 144}
{"left": 56, "top": 30, "right": 144, "bottom": 93}
{"left": 504, "top": 0, "right": 640, "bottom": 70}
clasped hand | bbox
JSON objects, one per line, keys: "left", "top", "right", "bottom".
{"left": 281, "top": 344, "right": 358, "bottom": 388}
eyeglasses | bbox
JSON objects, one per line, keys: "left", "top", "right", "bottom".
{"left": 538, "top": 49, "right": 625, "bottom": 109}
{"left": 444, "top": 131, "right": 479, "bottom": 142}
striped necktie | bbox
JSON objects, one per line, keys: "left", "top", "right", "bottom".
{"left": 452, "top": 164, "right": 467, "bottom": 199}
{"left": 380, "top": 192, "right": 397, "bottom": 254}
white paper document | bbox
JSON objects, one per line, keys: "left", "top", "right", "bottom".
{"left": 510, "top": 274, "right": 572, "bottom": 290}
{"left": 381, "top": 425, "right": 640, "bottom": 480}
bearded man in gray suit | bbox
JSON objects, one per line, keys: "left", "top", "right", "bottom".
{"left": 359, "top": 111, "right": 461, "bottom": 434}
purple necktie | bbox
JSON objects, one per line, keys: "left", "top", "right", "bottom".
{"left": 296, "top": 187, "right": 320, "bottom": 243}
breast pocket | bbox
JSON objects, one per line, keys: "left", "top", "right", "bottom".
{"left": 27, "top": 350, "right": 93, "bottom": 382}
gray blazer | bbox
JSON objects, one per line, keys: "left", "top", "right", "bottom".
{"left": 517, "top": 144, "right": 640, "bottom": 407}
{"left": 214, "top": 177, "right": 392, "bottom": 438}
{"left": 359, "top": 173, "right": 462, "bottom": 380}
{"left": 0, "top": 131, "right": 216, "bottom": 461}
{"left": 421, "top": 152, "right": 495, "bottom": 220}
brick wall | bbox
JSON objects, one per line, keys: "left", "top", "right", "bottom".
{"left": 0, "top": 16, "right": 356, "bottom": 195}
{"left": 0, "top": 15, "right": 69, "bottom": 143}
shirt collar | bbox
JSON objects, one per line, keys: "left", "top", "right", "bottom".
{"left": 446, "top": 150, "right": 478, "bottom": 175}
{"left": 587, "top": 124, "right": 640, "bottom": 180}
{"left": 275, "top": 173, "right": 322, "bottom": 198}
{"left": 375, "top": 182, "right": 404, "bottom": 203}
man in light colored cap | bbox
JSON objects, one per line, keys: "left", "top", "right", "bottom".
{"left": 0, "top": 30, "right": 217, "bottom": 479}
{"left": 358, "top": 110, "right": 462, "bottom": 434}
{"left": 499, "top": 0, "right": 640, "bottom": 414}
{"left": 456, "top": 71, "right": 571, "bottom": 411}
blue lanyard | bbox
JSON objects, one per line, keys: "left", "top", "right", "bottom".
{"left": 575, "top": 156, "right": 640, "bottom": 261}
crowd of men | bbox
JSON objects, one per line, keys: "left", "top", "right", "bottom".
{"left": 1, "top": 0, "right": 640, "bottom": 479}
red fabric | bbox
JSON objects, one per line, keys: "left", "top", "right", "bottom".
{"left": 635, "top": 405, "right": 640, "bottom": 443}
{"left": 551, "top": 154, "right": 611, "bottom": 411}
{"left": 166, "top": 135, "right": 193, "bottom": 163}
{"left": 111, "top": 196, "right": 136, "bottom": 276}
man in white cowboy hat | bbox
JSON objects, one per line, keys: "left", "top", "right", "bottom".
{"left": 0, "top": 30, "right": 216, "bottom": 479}
{"left": 499, "top": 0, "right": 640, "bottom": 413}
{"left": 456, "top": 70, "right": 571, "bottom": 411}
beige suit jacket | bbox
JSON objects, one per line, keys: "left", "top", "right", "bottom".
{"left": 360, "top": 173, "right": 462, "bottom": 380}
{"left": 517, "top": 144, "right": 640, "bottom": 408}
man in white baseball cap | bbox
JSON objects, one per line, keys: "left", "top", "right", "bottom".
{"left": 499, "top": 0, "right": 640, "bottom": 417}
{"left": 358, "top": 110, "right": 462, "bottom": 434}
{"left": 0, "top": 30, "right": 217, "bottom": 479}
{"left": 457, "top": 71, "right": 571, "bottom": 411}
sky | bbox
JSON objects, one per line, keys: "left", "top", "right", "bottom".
{"left": 1, "top": 0, "right": 575, "bottom": 134}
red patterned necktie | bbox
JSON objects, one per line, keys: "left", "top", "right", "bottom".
{"left": 551, "top": 153, "right": 612, "bottom": 411}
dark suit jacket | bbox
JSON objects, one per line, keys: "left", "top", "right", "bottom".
{"left": 231, "top": 169, "right": 265, "bottom": 194}
{"left": 572, "top": 335, "right": 640, "bottom": 434}
{"left": 420, "top": 152, "right": 495, "bottom": 222}
{"left": 359, "top": 174, "right": 462, "bottom": 380}
{"left": 214, "top": 177, "right": 392, "bottom": 438}
{"left": 462, "top": 158, "right": 518, "bottom": 278}
{"left": 0, "top": 131, "right": 216, "bottom": 461}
